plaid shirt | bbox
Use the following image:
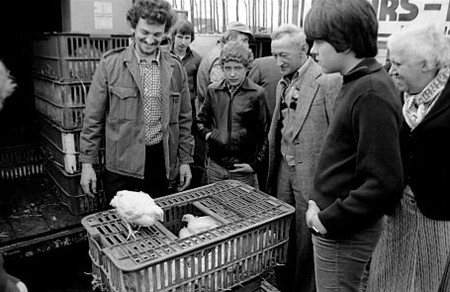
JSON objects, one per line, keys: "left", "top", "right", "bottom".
{"left": 135, "top": 49, "right": 163, "bottom": 145}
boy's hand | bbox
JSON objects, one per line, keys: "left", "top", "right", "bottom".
{"left": 306, "top": 200, "right": 327, "bottom": 235}
{"left": 229, "top": 163, "right": 254, "bottom": 173}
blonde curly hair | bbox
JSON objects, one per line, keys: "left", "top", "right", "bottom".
{"left": 0, "top": 60, "right": 16, "bottom": 110}
{"left": 220, "top": 42, "right": 254, "bottom": 68}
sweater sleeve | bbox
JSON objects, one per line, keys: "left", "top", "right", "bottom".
{"left": 318, "top": 92, "right": 404, "bottom": 238}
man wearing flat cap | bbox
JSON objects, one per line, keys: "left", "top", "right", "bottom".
{"left": 196, "top": 21, "right": 253, "bottom": 110}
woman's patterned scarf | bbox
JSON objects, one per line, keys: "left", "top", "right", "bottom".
{"left": 403, "top": 67, "right": 450, "bottom": 130}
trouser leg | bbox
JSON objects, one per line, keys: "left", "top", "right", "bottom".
{"left": 275, "top": 159, "right": 316, "bottom": 292}
{"left": 312, "top": 219, "right": 383, "bottom": 292}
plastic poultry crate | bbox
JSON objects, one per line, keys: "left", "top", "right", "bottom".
{"left": 31, "top": 33, "right": 130, "bottom": 81}
{"left": 44, "top": 159, "right": 106, "bottom": 215}
{"left": 38, "top": 116, "right": 105, "bottom": 174}
{"left": 34, "top": 94, "right": 85, "bottom": 130}
{"left": 0, "top": 144, "right": 46, "bottom": 179}
{"left": 82, "top": 180, "right": 295, "bottom": 292}
{"left": 33, "top": 75, "right": 90, "bottom": 107}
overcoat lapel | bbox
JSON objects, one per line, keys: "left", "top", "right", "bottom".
{"left": 291, "top": 63, "right": 321, "bottom": 139}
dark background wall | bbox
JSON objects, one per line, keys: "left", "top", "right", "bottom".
{"left": 0, "top": 1, "right": 62, "bottom": 147}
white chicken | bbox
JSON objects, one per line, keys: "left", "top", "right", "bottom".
{"left": 110, "top": 190, "right": 164, "bottom": 240}
{"left": 178, "top": 214, "right": 221, "bottom": 238}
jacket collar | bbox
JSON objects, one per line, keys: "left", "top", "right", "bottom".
{"left": 280, "top": 57, "right": 314, "bottom": 86}
{"left": 210, "top": 76, "right": 259, "bottom": 91}
{"left": 293, "top": 58, "right": 322, "bottom": 88}
{"left": 123, "top": 44, "right": 176, "bottom": 67}
{"left": 133, "top": 47, "right": 161, "bottom": 65}
{"left": 343, "top": 58, "right": 382, "bottom": 84}
{"left": 170, "top": 45, "right": 193, "bottom": 59}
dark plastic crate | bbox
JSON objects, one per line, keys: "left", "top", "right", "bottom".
{"left": 0, "top": 144, "right": 46, "bottom": 179}
{"left": 44, "top": 159, "right": 106, "bottom": 215}
{"left": 34, "top": 94, "right": 84, "bottom": 130}
{"left": 31, "top": 33, "right": 130, "bottom": 81}
{"left": 38, "top": 116, "right": 105, "bottom": 174}
{"left": 82, "top": 180, "right": 295, "bottom": 292}
{"left": 33, "top": 75, "right": 90, "bottom": 107}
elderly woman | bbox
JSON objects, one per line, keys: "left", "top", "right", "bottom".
{"left": 367, "top": 24, "right": 450, "bottom": 291}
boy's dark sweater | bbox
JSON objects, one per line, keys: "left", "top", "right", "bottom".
{"left": 312, "top": 58, "right": 404, "bottom": 239}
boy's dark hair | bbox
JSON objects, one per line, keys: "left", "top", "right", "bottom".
{"left": 127, "top": 0, "right": 176, "bottom": 33}
{"left": 304, "top": 0, "right": 378, "bottom": 58}
{"left": 170, "top": 20, "right": 195, "bottom": 42}
{"left": 220, "top": 42, "right": 254, "bottom": 68}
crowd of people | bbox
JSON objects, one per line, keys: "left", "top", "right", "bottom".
{"left": 1, "top": 0, "right": 449, "bottom": 291}
{"left": 78, "top": 0, "right": 450, "bottom": 291}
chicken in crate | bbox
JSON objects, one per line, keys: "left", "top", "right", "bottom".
{"left": 81, "top": 180, "right": 295, "bottom": 292}
{"left": 110, "top": 190, "right": 164, "bottom": 240}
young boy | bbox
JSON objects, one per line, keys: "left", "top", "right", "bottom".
{"left": 169, "top": 20, "right": 204, "bottom": 187}
{"left": 196, "top": 42, "right": 270, "bottom": 187}
{"left": 303, "top": 0, "right": 404, "bottom": 291}
{"left": 170, "top": 20, "right": 202, "bottom": 118}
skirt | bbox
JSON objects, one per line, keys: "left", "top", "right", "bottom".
{"left": 366, "top": 186, "right": 450, "bottom": 292}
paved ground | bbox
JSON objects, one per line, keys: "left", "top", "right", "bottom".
{"left": 5, "top": 241, "right": 93, "bottom": 292}
{"left": 0, "top": 174, "right": 96, "bottom": 292}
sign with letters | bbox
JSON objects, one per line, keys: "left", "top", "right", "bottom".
{"left": 369, "top": 0, "right": 450, "bottom": 36}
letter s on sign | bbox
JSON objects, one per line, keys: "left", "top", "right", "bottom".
{"left": 399, "top": 0, "right": 419, "bottom": 21}
{"left": 371, "top": 0, "right": 418, "bottom": 22}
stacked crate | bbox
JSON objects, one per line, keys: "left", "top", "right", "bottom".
{"left": 32, "top": 33, "right": 130, "bottom": 215}
{"left": 82, "top": 180, "right": 295, "bottom": 292}
{"left": 0, "top": 144, "right": 46, "bottom": 180}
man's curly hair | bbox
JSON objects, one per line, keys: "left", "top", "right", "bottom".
{"left": 0, "top": 61, "right": 16, "bottom": 100}
{"left": 127, "top": 0, "right": 176, "bottom": 32}
{"left": 220, "top": 42, "right": 254, "bottom": 68}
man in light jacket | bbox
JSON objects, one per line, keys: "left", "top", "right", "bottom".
{"left": 80, "top": 0, "right": 194, "bottom": 199}
{"left": 267, "top": 24, "right": 341, "bottom": 292}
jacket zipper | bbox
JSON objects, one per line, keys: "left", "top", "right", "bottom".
{"left": 228, "top": 92, "right": 234, "bottom": 166}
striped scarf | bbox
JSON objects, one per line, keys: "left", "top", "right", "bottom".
{"left": 403, "top": 67, "right": 450, "bottom": 130}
